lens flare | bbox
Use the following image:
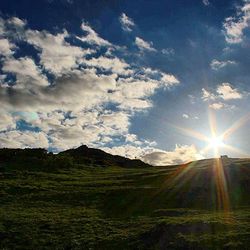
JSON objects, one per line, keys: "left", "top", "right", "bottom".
{"left": 164, "top": 108, "right": 250, "bottom": 216}
{"left": 209, "top": 136, "right": 224, "bottom": 148}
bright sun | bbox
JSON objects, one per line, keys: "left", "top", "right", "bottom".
{"left": 208, "top": 136, "right": 224, "bottom": 149}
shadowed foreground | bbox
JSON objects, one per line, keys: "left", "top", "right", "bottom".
{"left": 1, "top": 148, "right": 250, "bottom": 249}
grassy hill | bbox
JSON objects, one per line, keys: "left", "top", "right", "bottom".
{"left": 0, "top": 147, "right": 250, "bottom": 249}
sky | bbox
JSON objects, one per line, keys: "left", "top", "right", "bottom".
{"left": 0, "top": 0, "right": 250, "bottom": 165}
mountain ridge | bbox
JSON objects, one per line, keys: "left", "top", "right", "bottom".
{"left": 0, "top": 145, "right": 151, "bottom": 168}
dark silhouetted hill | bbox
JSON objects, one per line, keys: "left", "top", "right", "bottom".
{"left": 59, "top": 145, "right": 151, "bottom": 168}
{"left": 0, "top": 145, "right": 151, "bottom": 171}
{"left": 1, "top": 149, "right": 250, "bottom": 249}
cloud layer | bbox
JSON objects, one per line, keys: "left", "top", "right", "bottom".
{"left": 0, "top": 15, "right": 201, "bottom": 165}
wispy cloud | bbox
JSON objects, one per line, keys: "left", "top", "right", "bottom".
{"left": 210, "top": 59, "right": 236, "bottom": 70}
{"left": 202, "top": 0, "right": 210, "bottom": 6}
{"left": 119, "top": 13, "right": 135, "bottom": 32}
{"left": 135, "top": 37, "right": 156, "bottom": 52}
{"left": 209, "top": 102, "right": 235, "bottom": 111}
{"left": 223, "top": 2, "right": 250, "bottom": 43}
{"left": 77, "top": 21, "right": 112, "bottom": 46}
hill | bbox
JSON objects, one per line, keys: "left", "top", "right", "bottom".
{"left": 0, "top": 145, "right": 150, "bottom": 171}
{"left": 59, "top": 145, "right": 151, "bottom": 168}
{"left": 0, "top": 148, "right": 250, "bottom": 249}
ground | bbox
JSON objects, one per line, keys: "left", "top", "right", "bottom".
{"left": 1, "top": 158, "right": 250, "bottom": 249}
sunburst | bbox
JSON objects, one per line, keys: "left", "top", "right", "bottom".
{"left": 166, "top": 109, "right": 250, "bottom": 213}
{"left": 174, "top": 110, "right": 250, "bottom": 158}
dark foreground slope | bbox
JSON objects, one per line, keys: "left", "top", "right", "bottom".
{"left": 1, "top": 149, "right": 250, "bottom": 249}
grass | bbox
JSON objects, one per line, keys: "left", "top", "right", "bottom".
{"left": 1, "top": 159, "right": 250, "bottom": 249}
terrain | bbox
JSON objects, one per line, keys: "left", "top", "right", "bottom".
{"left": 0, "top": 146, "right": 250, "bottom": 249}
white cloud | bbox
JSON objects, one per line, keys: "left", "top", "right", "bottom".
{"left": 102, "top": 144, "right": 203, "bottom": 166}
{"left": 99, "top": 111, "right": 130, "bottom": 134}
{"left": 26, "top": 30, "right": 88, "bottom": 75}
{"left": 0, "top": 16, "right": 180, "bottom": 156}
{"left": 202, "top": 0, "right": 210, "bottom": 6}
{"left": 209, "top": 102, "right": 225, "bottom": 110}
{"left": 161, "top": 48, "right": 175, "bottom": 55}
{"left": 83, "top": 55, "right": 132, "bottom": 75}
{"left": 202, "top": 83, "right": 243, "bottom": 102}
{"left": 210, "top": 59, "right": 236, "bottom": 70}
{"left": 161, "top": 73, "right": 179, "bottom": 86}
{"left": 209, "top": 102, "right": 235, "bottom": 110}
{"left": 0, "top": 17, "right": 26, "bottom": 40}
{"left": 182, "top": 114, "right": 189, "bottom": 119}
{"left": 102, "top": 145, "right": 148, "bottom": 159}
{"left": 135, "top": 37, "right": 156, "bottom": 52}
{"left": 0, "top": 131, "right": 49, "bottom": 148}
{"left": 0, "top": 38, "right": 16, "bottom": 57}
{"left": 2, "top": 57, "right": 48, "bottom": 87}
{"left": 119, "top": 13, "right": 135, "bottom": 32}
{"left": 142, "top": 145, "right": 203, "bottom": 166}
{"left": 78, "top": 21, "right": 112, "bottom": 46}
{"left": 125, "top": 134, "right": 141, "bottom": 144}
{"left": 0, "top": 113, "right": 16, "bottom": 132}
{"left": 201, "top": 88, "right": 216, "bottom": 101}
{"left": 223, "top": 3, "right": 250, "bottom": 43}
{"left": 7, "top": 17, "right": 26, "bottom": 27}
{"left": 217, "top": 83, "right": 243, "bottom": 100}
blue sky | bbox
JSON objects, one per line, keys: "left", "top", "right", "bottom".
{"left": 0, "top": 0, "right": 250, "bottom": 165}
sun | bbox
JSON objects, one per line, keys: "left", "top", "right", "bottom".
{"left": 208, "top": 136, "right": 224, "bottom": 150}
{"left": 173, "top": 110, "right": 250, "bottom": 158}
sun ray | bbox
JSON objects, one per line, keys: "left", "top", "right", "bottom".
{"left": 223, "top": 144, "right": 250, "bottom": 158}
{"left": 213, "top": 158, "right": 230, "bottom": 212}
{"left": 173, "top": 125, "right": 210, "bottom": 142}
{"left": 222, "top": 113, "right": 250, "bottom": 140}
{"left": 208, "top": 108, "right": 218, "bottom": 138}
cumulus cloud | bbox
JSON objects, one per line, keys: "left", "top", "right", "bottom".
{"left": 0, "top": 38, "right": 16, "bottom": 56}
{"left": 210, "top": 59, "right": 236, "bottom": 70}
{"left": 202, "top": 83, "right": 243, "bottom": 102}
{"left": 102, "top": 144, "right": 203, "bottom": 166}
{"left": 119, "top": 13, "right": 135, "bottom": 32}
{"left": 142, "top": 145, "right": 203, "bottom": 166}
{"left": 0, "top": 131, "right": 49, "bottom": 148}
{"left": 0, "top": 16, "right": 180, "bottom": 157}
{"left": 26, "top": 29, "right": 88, "bottom": 75}
{"left": 223, "top": 2, "right": 250, "bottom": 43}
{"left": 182, "top": 114, "right": 189, "bottom": 119}
{"left": 0, "top": 113, "right": 16, "bottom": 132}
{"left": 135, "top": 37, "right": 156, "bottom": 52}
{"left": 82, "top": 55, "right": 132, "bottom": 75}
{"left": 2, "top": 57, "right": 48, "bottom": 87}
{"left": 217, "top": 83, "right": 243, "bottom": 100}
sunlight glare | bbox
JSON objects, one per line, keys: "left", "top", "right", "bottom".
{"left": 208, "top": 136, "right": 224, "bottom": 150}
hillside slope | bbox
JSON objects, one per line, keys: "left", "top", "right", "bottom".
{"left": 0, "top": 145, "right": 150, "bottom": 170}
{"left": 60, "top": 145, "right": 151, "bottom": 168}
{"left": 1, "top": 150, "right": 250, "bottom": 249}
